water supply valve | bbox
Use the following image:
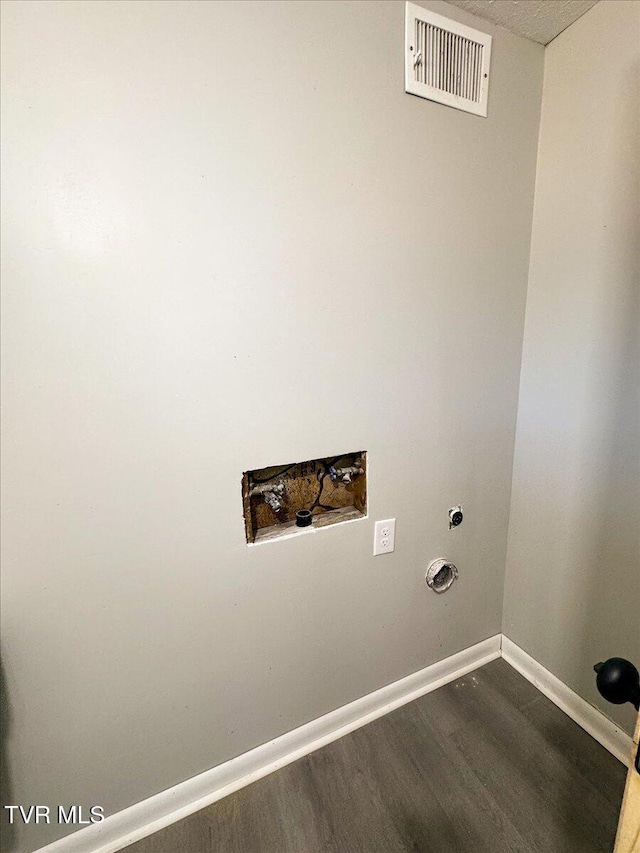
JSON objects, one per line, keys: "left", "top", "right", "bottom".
{"left": 329, "top": 460, "right": 364, "bottom": 484}
{"left": 250, "top": 481, "right": 286, "bottom": 514}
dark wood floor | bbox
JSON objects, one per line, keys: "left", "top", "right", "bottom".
{"left": 125, "top": 659, "right": 626, "bottom": 853}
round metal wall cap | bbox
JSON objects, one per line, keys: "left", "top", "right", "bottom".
{"left": 426, "top": 558, "right": 458, "bottom": 593}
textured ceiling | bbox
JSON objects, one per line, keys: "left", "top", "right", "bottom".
{"left": 446, "top": 0, "right": 599, "bottom": 45}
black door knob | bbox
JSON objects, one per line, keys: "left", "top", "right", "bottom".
{"left": 594, "top": 658, "right": 640, "bottom": 711}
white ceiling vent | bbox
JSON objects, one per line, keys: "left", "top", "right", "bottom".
{"left": 405, "top": 2, "right": 492, "bottom": 117}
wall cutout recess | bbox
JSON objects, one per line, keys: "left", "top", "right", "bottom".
{"left": 242, "top": 452, "right": 367, "bottom": 544}
{"left": 405, "top": 2, "right": 492, "bottom": 117}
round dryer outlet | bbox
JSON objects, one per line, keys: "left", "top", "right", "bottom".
{"left": 426, "top": 558, "right": 458, "bottom": 594}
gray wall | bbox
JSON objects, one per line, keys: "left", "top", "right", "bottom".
{"left": 0, "top": 1, "right": 543, "bottom": 850}
{"left": 503, "top": 0, "right": 640, "bottom": 736}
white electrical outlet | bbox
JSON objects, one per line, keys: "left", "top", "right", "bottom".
{"left": 373, "top": 518, "right": 396, "bottom": 556}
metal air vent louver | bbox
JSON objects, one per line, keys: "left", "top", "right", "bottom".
{"left": 405, "top": 2, "right": 492, "bottom": 117}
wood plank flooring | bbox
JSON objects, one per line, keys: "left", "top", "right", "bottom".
{"left": 125, "top": 659, "right": 626, "bottom": 853}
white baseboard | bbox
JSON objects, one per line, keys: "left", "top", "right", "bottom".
{"left": 36, "top": 634, "right": 632, "bottom": 853}
{"left": 37, "top": 635, "right": 501, "bottom": 853}
{"left": 501, "top": 635, "right": 632, "bottom": 766}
